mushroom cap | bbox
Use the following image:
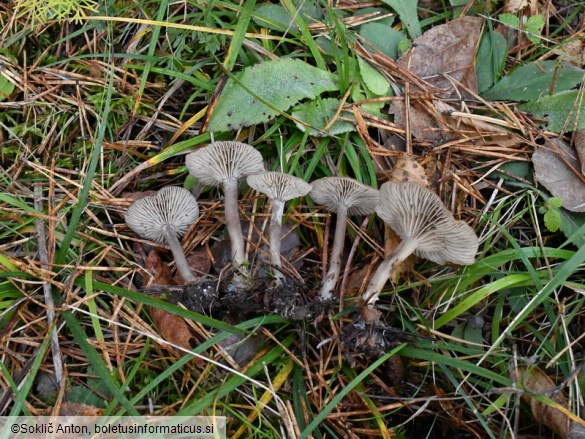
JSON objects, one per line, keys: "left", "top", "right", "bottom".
{"left": 125, "top": 186, "right": 199, "bottom": 244}
{"left": 185, "top": 141, "right": 265, "bottom": 186}
{"left": 247, "top": 171, "right": 313, "bottom": 202}
{"left": 310, "top": 176, "right": 379, "bottom": 215}
{"left": 376, "top": 181, "right": 478, "bottom": 265}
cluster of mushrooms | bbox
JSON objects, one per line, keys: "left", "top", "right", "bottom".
{"left": 125, "top": 141, "right": 479, "bottom": 352}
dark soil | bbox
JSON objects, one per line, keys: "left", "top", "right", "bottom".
{"left": 146, "top": 268, "right": 335, "bottom": 322}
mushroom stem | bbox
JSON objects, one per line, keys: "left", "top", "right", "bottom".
{"left": 270, "top": 199, "right": 285, "bottom": 267}
{"left": 162, "top": 224, "right": 197, "bottom": 283}
{"left": 362, "top": 238, "right": 418, "bottom": 308}
{"left": 223, "top": 177, "right": 246, "bottom": 268}
{"left": 269, "top": 199, "right": 286, "bottom": 282}
{"left": 318, "top": 206, "right": 348, "bottom": 300}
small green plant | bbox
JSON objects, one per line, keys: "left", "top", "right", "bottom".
{"left": 499, "top": 13, "right": 545, "bottom": 43}
{"left": 14, "top": 0, "right": 98, "bottom": 25}
{"left": 540, "top": 197, "right": 562, "bottom": 232}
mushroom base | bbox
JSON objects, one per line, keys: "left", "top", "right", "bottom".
{"left": 152, "top": 268, "right": 335, "bottom": 322}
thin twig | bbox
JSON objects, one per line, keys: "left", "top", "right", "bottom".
{"left": 34, "top": 183, "right": 64, "bottom": 386}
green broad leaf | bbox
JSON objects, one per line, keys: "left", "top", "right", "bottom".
{"left": 358, "top": 57, "right": 390, "bottom": 96}
{"left": 351, "top": 85, "right": 385, "bottom": 117}
{"left": 499, "top": 13, "right": 519, "bottom": 28}
{"left": 476, "top": 30, "right": 507, "bottom": 93}
{"left": 559, "top": 208, "right": 585, "bottom": 247}
{"left": 292, "top": 98, "right": 354, "bottom": 137}
{"left": 354, "top": 7, "right": 395, "bottom": 26}
{"left": 492, "top": 161, "right": 532, "bottom": 182}
{"left": 253, "top": 1, "right": 322, "bottom": 32}
{"left": 253, "top": 4, "right": 299, "bottom": 32}
{"left": 483, "top": 61, "right": 584, "bottom": 101}
{"left": 359, "top": 22, "right": 404, "bottom": 59}
{"left": 519, "top": 90, "right": 585, "bottom": 132}
{"left": 380, "top": 0, "right": 421, "bottom": 38}
{"left": 544, "top": 208, "right": 561, "bottom": 232}
{"left": 525, "top": 14, "right": 545, "bottom": 43}
{"left": 207, "top": 59, "right": 337, "bottom": 133}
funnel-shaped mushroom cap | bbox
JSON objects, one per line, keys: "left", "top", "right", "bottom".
{"left": 247, "top": 171, "right": 312, "bottom": 201}
{"left": 376, "top": 181, "right": 478, "bottom": 265}
{"left": 125, "top": 186, "right": 199, "bottom": 243}
{"left": 310, "top": 177, "right": 379, "bottom": 215}
{"left": 186, "top": 141, "right": 265, "bottom": 185}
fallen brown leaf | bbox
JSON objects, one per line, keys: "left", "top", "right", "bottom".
{"left": 174, "top": 247, "right": 212, "bottom": 284}
{"left": 533, "top": 138, "right": 585, "bottom": 212}
{"left": 513, "top": 366, "right": 571, "bottom": 438}
{"left": 573, "top": 130, "right": 585, "bottom": 176}
{"left": 397, "top": 16, "right": 483, "bottom": 99}
{"left": 145, "top": 251, "right": 200, "bottom": 365}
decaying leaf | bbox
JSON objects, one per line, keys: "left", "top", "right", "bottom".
{"left": 532, "top": 139, "right": 585, "bottom": 212}
{"left": 57, "top": 402, "right": 103, "bottom": 416}
{"left": 174, "top": 247, "right": 212, "bottom": 284}
{"left": 207, "top": 58, "right": 337, "bottom": 132}
{"left": 145, "top": 251, "right": 199, "bottom": 364}
{"left": 344, "top": 265, "right": 371, "bottom": 297}
{"left": 552, "top": 39, "right": 585, "bottom": 68}
{"left": 512, "top": 366, "right": 571, "bottom": 438}
{"left": 397, "top": 16, "right": 483, "bottom": 99}
{"left": 574, "top": 130, "right": 585, "bottom": 176}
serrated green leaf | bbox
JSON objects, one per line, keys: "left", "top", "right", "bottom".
{"left": 544, "top": 209, "right": 561, "bottom": 232}
{"left": 545, "top": 197, "right": 563, "bottom": 209}
{"left": 483, "top": 61, "right": 584, "bottom": 101}
{"left": 359, "top": 22, "right": 404, "bottom": 59}
{"left": 525, "top": 14, "right": 544, "bottom": 43}
{"left": 476, "top": 29, "right": 508, "bottom": 93}
{"left": 292, "top": 98, "right": 354, "bottom": 137}
{"left": 208, "top": 59, "right": 337, "bottom": 133}
{"left": 519, "top": 90, "right": 585, "bottom": 132}
{"left": 499, "top": 13, "right": 519, "bottom": 28}
{"left": 358, "top": 57, "right": 389, "bottom": 96}
{"left": 380, "top": 0, "right": 421, "bottom": 38}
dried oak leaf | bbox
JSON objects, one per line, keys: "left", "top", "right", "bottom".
{"left": 397, "top": 16, "right": 483, "bottom": 99}
{"left": 533, "top": 138, "right": 585, "bottom": 212}
{"left": 513, "top": 366, "right": 571, "bottom": 438}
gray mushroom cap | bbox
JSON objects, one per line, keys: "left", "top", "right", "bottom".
{"left": 376, "top": 181, "right": 478, "bottom": 265}
{"left": 185, "top": 141, "right": 265, "bottom": 185}
{"left": 125, "top": 186, "right": 199, "bottom": 243}
{"left": 247, "top": 171, "right": 313, "bottom": 201}
{"left": 310, "top": 177, "right": 379, "bottom": 215}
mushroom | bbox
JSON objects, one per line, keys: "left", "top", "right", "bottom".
{"left": 310, "top": 177, "right": 379, "bottom": 300}
{"left": 185, "top": 141, "right": 264, "bottom": 269}
{"left": 247, "top": 171, "right": 312, "bottom": 279}
{"left": 361, "top": 181, "right": 479, "bottom": 318}
{"left": 125, "top": 186, "right": 199, "bottom": 283}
